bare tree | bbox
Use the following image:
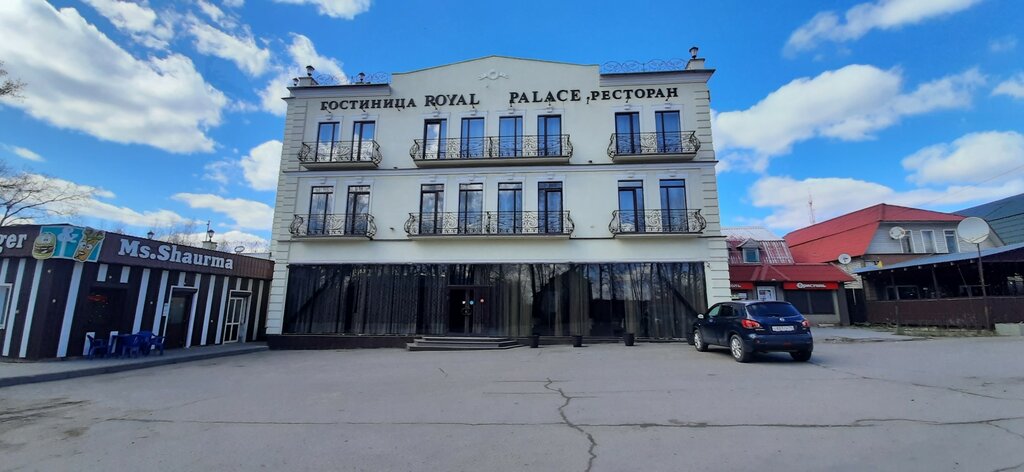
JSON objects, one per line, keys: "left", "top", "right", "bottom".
{"left": 0, "top": 61, "right": 25, "bottom": 98}
{"left": 217, "top": 237, "right": 270, "bottom": 254}
{"left": 0, "top": 161, "right": 97, "bottom": 226}
{"left": 149, "top": 221, "right": 203, "bottom": 247}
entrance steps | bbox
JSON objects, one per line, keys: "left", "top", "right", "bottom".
{"left": 406, "top": 336, "right": 522, "bottom": 351}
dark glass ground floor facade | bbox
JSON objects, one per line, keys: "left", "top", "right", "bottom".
{"left": 284, "top": 262, "right": 707, "bottom": 339}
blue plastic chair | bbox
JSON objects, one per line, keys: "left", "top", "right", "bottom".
{"left": 149, "top": 334, "right": 166, "bottom": 356}
{"left": 137, "top": 331, "right": 165, "bottom": 356}
{"left": 119, "top": 334, "right": 142, "bottom": 358}
{"left": 85, "top": 335, "right": 109, "bottom": 359}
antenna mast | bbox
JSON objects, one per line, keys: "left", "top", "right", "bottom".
{"left": 808, "top": 192, "right": 816, "bottom": 224}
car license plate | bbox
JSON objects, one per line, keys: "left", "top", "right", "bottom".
{"left": 772, "top": 325, "right": 795, "bottom": 332}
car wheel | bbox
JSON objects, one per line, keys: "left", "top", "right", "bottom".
{"left": 790, "top": 350, "right": 812, "bottom": 362}
{"left": 693, "top": 330, "right": 708, "bottom": 352}
{"left": 729, "top": 335, "right": 751, "bottom": 363}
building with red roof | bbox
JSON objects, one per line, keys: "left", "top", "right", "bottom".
{"left": 724, "top": 227, "right": 854, "bottom": 325}
{"left": 783, "top": 203, "right": 1001, "bottom": 323}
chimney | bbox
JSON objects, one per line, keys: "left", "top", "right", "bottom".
{"left": 202, "top": 240, "right": 217, "bottom": 251}
{"left": 294, "top": 65, "right": 320, "bottom": 87}
{"left": 685, "top": 46, "right": 705, "bottom": 70}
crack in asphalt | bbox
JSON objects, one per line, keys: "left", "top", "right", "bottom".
{"left": 990, "top": 422, "right": 1024, "bottom": 441}
{"left": 993, "top": 461, "right": 1024, "bottom": 472}
{"left": 58, "top": 415, "right": 1024, "bottom": 431}
{"left": 544, "top": 379, "right": 597, "bottom": 472}
{"left": 809, "top": 361, "right": 1024, "bottom": 402}
{"left": 568, "top": 415, "right": 1024, "bottom": 430}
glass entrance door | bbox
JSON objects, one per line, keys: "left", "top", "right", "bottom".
{"left": 460, "top": 118, "right": 485, "bottom": 158}
{"left": 538, "top": 182, "right": 563, "bottom": 233}
{"left": 223, "top": 297, "right": 248, "bottom": 343}
{"left": 458, "top": 183, "right": 484, "bottom": 234}
{"left": 346, "top": 185, "right": 370, "bottom": 235}
{"left": 164, "top": 292, "right": 193, "bottom": 349}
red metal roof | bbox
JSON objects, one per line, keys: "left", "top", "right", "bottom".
{"left": 726, "top": 239, "right": 794, "bottom": 264}
{"left": 729, "top": 263, "right": 854, "bottom": 283}
{"left": 784, "top": 204, "right": 964, "bottom": 263}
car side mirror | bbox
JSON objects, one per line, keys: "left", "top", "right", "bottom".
{"left": 697, "top": 314, "right": 705, "bottom": 320}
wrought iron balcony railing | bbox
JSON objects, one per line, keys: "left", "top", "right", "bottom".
{"left": 298, "top": 140, "right": 382, "bottom": 166}
{"left": 410, "top": 135, "right": 573, "bottom": 162}
{"left": 404, "top": 211, "right": 574, "bottom": 236}
{"left": 289, "top": 213, "right": 376, "bottom": 238}
{"left": 606, "top": 131, "right": 701, "bottom": 157}
{"left": 609, "top": 209, "right": 706, "bottom": 235}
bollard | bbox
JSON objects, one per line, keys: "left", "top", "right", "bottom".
{"left": 530, "top": 334, "right": 540, "bottom": 348}
{"left": 624, "top": 333, "right": 635, "bottom": 346}
{"left": 573, "top": 335, "right": 583, "bottom": 347}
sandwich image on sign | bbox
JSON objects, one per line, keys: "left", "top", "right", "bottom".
{"left": 32, "top": 232, "right": 56, "bottom": 260}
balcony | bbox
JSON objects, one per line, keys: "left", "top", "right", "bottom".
{"left": 409, "top": 135, "right": 573, "bottom": 167}
{"left": 404, "top": 211, "right": 574, "bottom": 238}
{"left": 289, "top": 214, "right": 376, "bottom": 239}
{"left": 609, "top": 209, "right": 706, "bottom": 236}
{"left": 606, "top": 131, "right": 700, "bottom": 162}
{"left": 297, "top": 141, "right": 382, "bottom": 169}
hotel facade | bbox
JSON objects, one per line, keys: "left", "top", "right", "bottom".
{"left": 266, "top": 54, "right": 729, "bottom": 343}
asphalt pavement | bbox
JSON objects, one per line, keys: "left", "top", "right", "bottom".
{"left": 1, "top": 336, "right": 1022, "bottom": 471}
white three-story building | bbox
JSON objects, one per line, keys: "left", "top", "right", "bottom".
{"left": 266, "top": 53, "right": 729, "bottom": 343}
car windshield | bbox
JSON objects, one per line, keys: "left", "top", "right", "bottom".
{"left": 746, "top": 302, "right": 803, "bottom": 318}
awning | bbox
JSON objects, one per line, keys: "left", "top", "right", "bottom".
{"left": 730, "top": 263, "right": 854, "bottom": 285}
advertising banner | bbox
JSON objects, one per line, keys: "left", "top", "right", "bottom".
{"left": 32, "top": 225, "right": 105, "bottom": 263}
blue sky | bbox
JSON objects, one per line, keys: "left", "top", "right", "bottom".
{"left": 0, "top": 0, "right": 1022, "bottom": 246}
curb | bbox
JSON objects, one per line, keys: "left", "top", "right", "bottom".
{"left": 819, "top": 336, "right": 927, "bottom": 344}
{"left": 0, "top": 345, "right": 269, "bottom": 389}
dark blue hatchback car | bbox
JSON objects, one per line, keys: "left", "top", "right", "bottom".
{"left": 693, "top": 300, "right": 813, "bottom": 362}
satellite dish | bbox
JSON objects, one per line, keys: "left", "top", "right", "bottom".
{"left": 889, "top": 226, "right": 907, "bottom": 240}
{"left": 233, "top": 245, "right": 245, "bottom": 254}
{"left": 957, "top": 217, "right": 990, "bottom": 244}
{"left": 838, "top": 253, "right": 852, "bottom": 265}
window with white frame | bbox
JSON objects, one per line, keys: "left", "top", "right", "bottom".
{"left": 921, "top": 229, "right": 936, "bottom": 253}
{"left": 901, "top": 230, "right": 916, "bottom": 253}
{"left": 944, "top": 229, "right": 959, "bottom": 253}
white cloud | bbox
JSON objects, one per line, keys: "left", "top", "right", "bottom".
{"left": 748, "top": 175, "right": 1024, "bottom": 231}
{"left": 712, "top": 65, "right": 984, "bottom": 172}
{"left": 989, "top": 35, "right": 1018, "bottom": 53}
{"left": 993, "top": 73, "right": 1024, "bottom": 99}
{"left": 5, "top": 173, "right": 196, "bottom": 229}
{"left": 186, "top": 17, "right": 270, "bottom": 76}
{"left": 259, "top": 34, "right": 347, "bottom": 115}
{"left": 240, "top": 140, "right": 282, "bottom": 191}
{"left": 173, "top": 193, "right": 274, "bottom": 230}
{"left": 785, "top": 0, "right": 983, "bottom": 55}
{"left": 2, "top": 144, "right": 44, "bottom": 162}
{"left": 0, "top": 1, "right": 227, "bottom": 154}
{"left": 749, "top": 131, "right": 1024, "bottom": 231}
{"left": 82, "top": 0, "right": 174, "bottom": 49}
{"left": 903, "top": 131, "right": 1024, "bottom": 184}
{"left": 171, "top": 229, "right": 268, "bottom": 250}
{"left": 196, "top": 0, "right": 225, "bottom": 23}
{"left": 271, "top": 0, "right": 370, "bottom": 19}
{"left": 223, "top": 0, "right": 245, "bottom": 7}
{"left": 202, "top": 159, "right": 233, "bottom": 185}
{"left": 214, "top": 230, "right": 267, "bottom": 246}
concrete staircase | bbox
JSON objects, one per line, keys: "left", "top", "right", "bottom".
{"left": 406, "top": 336, "right": 522, "bottom": 351}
